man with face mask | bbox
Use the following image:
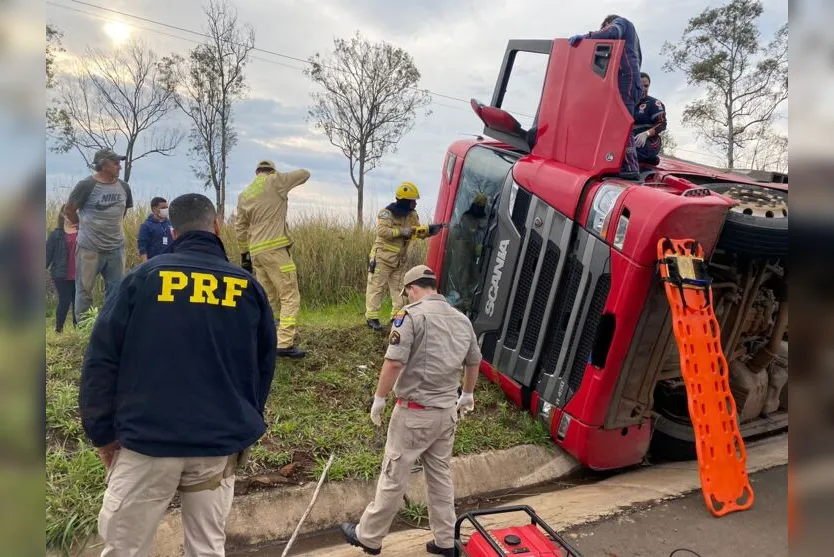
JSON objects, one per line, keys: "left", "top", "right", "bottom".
{"left": 365, "top": 182, "right": 443, "bottom": 332}
{"left": 137, "top": 197, "right": 174, "bottom": 262}
{"left": 79, "top": 193, "right": 277, "bottom": 557}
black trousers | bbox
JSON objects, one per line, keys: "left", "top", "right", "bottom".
{"left": 53, "top": 278, "right": 77, "bottom": 332}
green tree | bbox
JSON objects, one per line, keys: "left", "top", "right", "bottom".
{"left": 662, "top": 0, "right": 787, "bottom": 168}
{"left": 305, "top": 32, "right": 432, "bottom": 228}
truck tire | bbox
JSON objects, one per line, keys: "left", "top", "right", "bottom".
{"left": 706, "top": 184, "right": 788, "bottom": 257}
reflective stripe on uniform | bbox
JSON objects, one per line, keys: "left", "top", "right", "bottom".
{"left": 366, "top": 311, "right": 380, "bottom": 319}
{"left": 279, "top": 317, "right": 297, "bottom": 327}
{"left": 250, "top": 236, "right": 290, "bottom": 255}
{"left": 392, "top": 228, "right": 400, "bottom": 238}
{"left": 279, "top": 263, "right": 297, "bottom": 273}
{"left": 383, "top": 243, "right": 401, "bottom": 254}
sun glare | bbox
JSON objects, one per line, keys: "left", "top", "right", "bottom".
{"left": 103, "top": 21, "right": 132, "bottom": 46}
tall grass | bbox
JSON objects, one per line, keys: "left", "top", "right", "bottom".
{"left": 46, "top": 202, "right": 427, "bottom": 308}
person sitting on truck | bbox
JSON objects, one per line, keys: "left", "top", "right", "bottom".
{"left": 633, "top": 72, "right": 667, "bottom": 165}
{"left": 569, "top": 14, "right": 643, "bottom": 180}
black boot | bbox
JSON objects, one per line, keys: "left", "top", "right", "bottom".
{"left": 366, "top": 318, "right": 382, "bottom": 332}
{"left": 340, "top": 522, "right": 381, "bottom": 555}
{"left": 619, "top": 170, "right": 640, "bottom": 181}
{"left": 277, "top": 346, "right": 306, "bottom": 359}
{"left": 426, "top": 540, "right": 455, "bottom": 556}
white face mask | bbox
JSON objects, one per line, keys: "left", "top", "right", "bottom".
{"left": 159, "top": 208, "right": 169, "bottom": 219}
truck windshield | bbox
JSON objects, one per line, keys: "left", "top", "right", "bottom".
{"left": 440, "top": 146, "right": 517, "bottom": 312}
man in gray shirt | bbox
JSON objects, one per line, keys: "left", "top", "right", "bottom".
{"left": 64, "top": 148, "right": 134, "bottom": 321}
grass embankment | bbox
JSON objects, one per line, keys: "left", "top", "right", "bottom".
{"left": 46, "top": 295, "right": 551, "bottom": 553}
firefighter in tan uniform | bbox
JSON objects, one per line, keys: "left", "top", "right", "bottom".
{"left": 236, "top": 160, "right": 309, "bottom": 358}
{"left": 365, "top": 182, "right": 443, "bottom": 331}
{"left": 342, "top": 265, "right": 481, "bottom": 557}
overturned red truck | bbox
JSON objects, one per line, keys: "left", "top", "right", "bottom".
{"left": 427, "top": 38, "right": 788, "bottom": 470}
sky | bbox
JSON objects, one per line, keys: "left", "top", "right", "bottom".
{"left": 45, "top": 0, "right": 789, "bottom": 223}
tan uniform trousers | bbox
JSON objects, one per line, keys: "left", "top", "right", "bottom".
{"left": 356, "top": 404, "right": 458, "bottom": 550}
{"left": 364, "top": 260, "right": 407, "bottom": 322}
{"left": 97, "top": 448, "right": 235, "bottom": 557}
{"left": 252, "top": 247, "right": 300, "bottom": 349}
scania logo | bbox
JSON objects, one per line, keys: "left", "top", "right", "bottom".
{"left": 484, "top": 239, "right": 510, "bottom": 317}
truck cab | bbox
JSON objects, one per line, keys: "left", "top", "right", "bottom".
{"left": 427, "top": 38, "right": 788, "bottom": 470}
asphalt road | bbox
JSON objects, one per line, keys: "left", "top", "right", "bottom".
{"left": 562, "top": 466, "right": 787, "bottom": 557}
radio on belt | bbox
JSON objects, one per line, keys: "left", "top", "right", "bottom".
{"left": 454, "top": 505, "right": 582, "bottom": 556}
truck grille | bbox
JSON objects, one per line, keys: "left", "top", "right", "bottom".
{"left": 482, "top": 331, "right": 498, "bottom": 363}
{"left": 505, "top": 231, "right": 542, "bottom": 349}
{"left": 539, "top": 255, "right": 583, "bottom": 375}
{"left": 567, "top": 273, "right": 611, "bottom": 395}
{"left": 511, "top": 187, "right": 531, "bottom": 233}
{"left": 520, "top": 239, "right": 561, "bottom": 359}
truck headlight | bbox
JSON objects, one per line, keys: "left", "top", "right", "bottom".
{"left": 587, "top": 184, "right": 625, "bottom": 238}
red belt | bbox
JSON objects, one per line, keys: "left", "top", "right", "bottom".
{"left": 396, "top": 398, "right": 426, "bottom": 410}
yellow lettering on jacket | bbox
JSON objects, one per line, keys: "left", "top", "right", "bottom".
{"left": 158, "top": 271, "right": 188, "bottom": 302}
{"left": 156, "top": 270, "right": 249, "bottom": 308}
{"left": 190, "top": 272, "right": 220, "bottom": 305}
{"left": 222, "top": 277, "right": 248, "bottom": 308}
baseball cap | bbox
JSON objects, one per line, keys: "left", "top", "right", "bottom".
{"left": 401, "top": 264, "right": 437, "bottom": 295}
{"left": 92, "top": 148, "right": 126, "bottom": 165}
{"left": 256, "top": 160, "right": 277, "bottom": 172}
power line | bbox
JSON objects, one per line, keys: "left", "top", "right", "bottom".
{"left": 57, "top": 0, "right": 504, "bottom": 114}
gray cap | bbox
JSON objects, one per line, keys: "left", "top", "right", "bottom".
{"left": 401, "top": 264, "right": 437, "bottom": 295}
{"left": 92, "top": 148, "right": 126, "bottom": 166}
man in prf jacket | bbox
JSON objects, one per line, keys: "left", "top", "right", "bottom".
{"left": 79, "top": 193, "right": 277, "bottom": 557}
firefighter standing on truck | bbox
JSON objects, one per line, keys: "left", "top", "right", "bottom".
{"left": 365, "top": 182, "right": 443, "bottom": 332}
{"left": 569, "top": 14, "right": 643, "bottom": 180}
{"left": 79, "top": 193, "right": 277, "bottom": 557}
{"left": 236, "top": 159, "right": 310, "bottom": 358}
{"left": 342, "top": 264, "right": 482, "bottom": 557}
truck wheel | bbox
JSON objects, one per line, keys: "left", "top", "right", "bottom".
{"left": 707, "top": 184, "right": 788, "bottom": 257}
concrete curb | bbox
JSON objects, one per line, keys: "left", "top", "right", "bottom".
{"left": 296, "top": 434, "right": 789, "bottom": 557}
{"left": 75, "top": 444, "right": 579, "bottom": 556}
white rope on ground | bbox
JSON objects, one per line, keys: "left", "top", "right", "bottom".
{"left": 281, "top": 453, "right": 336, "bottom": 557}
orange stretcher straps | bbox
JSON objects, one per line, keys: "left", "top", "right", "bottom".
{"left": 657, "top": 238, "right": 754, "bottom": 518}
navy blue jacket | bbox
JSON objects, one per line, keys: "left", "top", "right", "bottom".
{"left": 79, "top": 231, "right": 277, "bottom": 457}
{"left": 137, "top": 214, "right": 174, "bottom": 259}
{"left": 586, "top": 16, "right": 643, "bottom": 107}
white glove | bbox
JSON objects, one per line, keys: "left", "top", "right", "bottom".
{"left": 456, "top": 391, "right": 475, "bottom": 417}
{"left": 370, "top": 396, "right": 387, "bottom": 426}
{"left": 634, "top": 131, "right": 649, "bottom": 148}
{"left": 400, "top": 227, "right": 413, "bottom": 239}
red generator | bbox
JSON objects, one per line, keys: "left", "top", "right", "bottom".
{"left": 454, "top": 505, "right": 582, "bottom": 557}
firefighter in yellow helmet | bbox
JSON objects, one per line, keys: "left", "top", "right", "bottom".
{"left": 365, "top": 182, "right": 443, "bottom": 331}
{"left": 235, "top": 160, "right": 310, "bottom": 358}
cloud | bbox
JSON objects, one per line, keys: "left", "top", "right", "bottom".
{"left": 46, "top": 0, "right": 789, "bottom": 217}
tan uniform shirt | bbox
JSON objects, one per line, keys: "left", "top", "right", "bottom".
{"left": 235, "top": 169, "right": 310, "bottom": 255}
{"left": 385, "top": 294, "right": 482, "bottom": 408}
{"left": 370, "top": 208, "right": 421, "bottom": 268}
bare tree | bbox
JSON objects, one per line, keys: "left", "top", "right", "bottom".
{"left": 160, "top": 0, "right": 254, "bottom": 219}
{"left": 305, "top": 31, "right": 432, "bottom": 228}
{"left": 49, "top": 40, "right": 182, "bottom": 182}
{"left": 662, "top": 0, "right": 787, "bottom": 168}
{"left": 741, "top": 128, "right": 788, "bottom": 172}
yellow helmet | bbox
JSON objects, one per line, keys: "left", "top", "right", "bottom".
{"left": 395, "top": 181, "right": 421, "bottom": 200}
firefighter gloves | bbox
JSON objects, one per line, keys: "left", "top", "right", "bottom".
{"left": 456, "top": 391, "right": 475, "bottom": 417}
{"left": 370, "top": 395, "right": 387, "bottom": 426}
{"left": 241, "top": 252, "right": 253, "bottom": 273}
